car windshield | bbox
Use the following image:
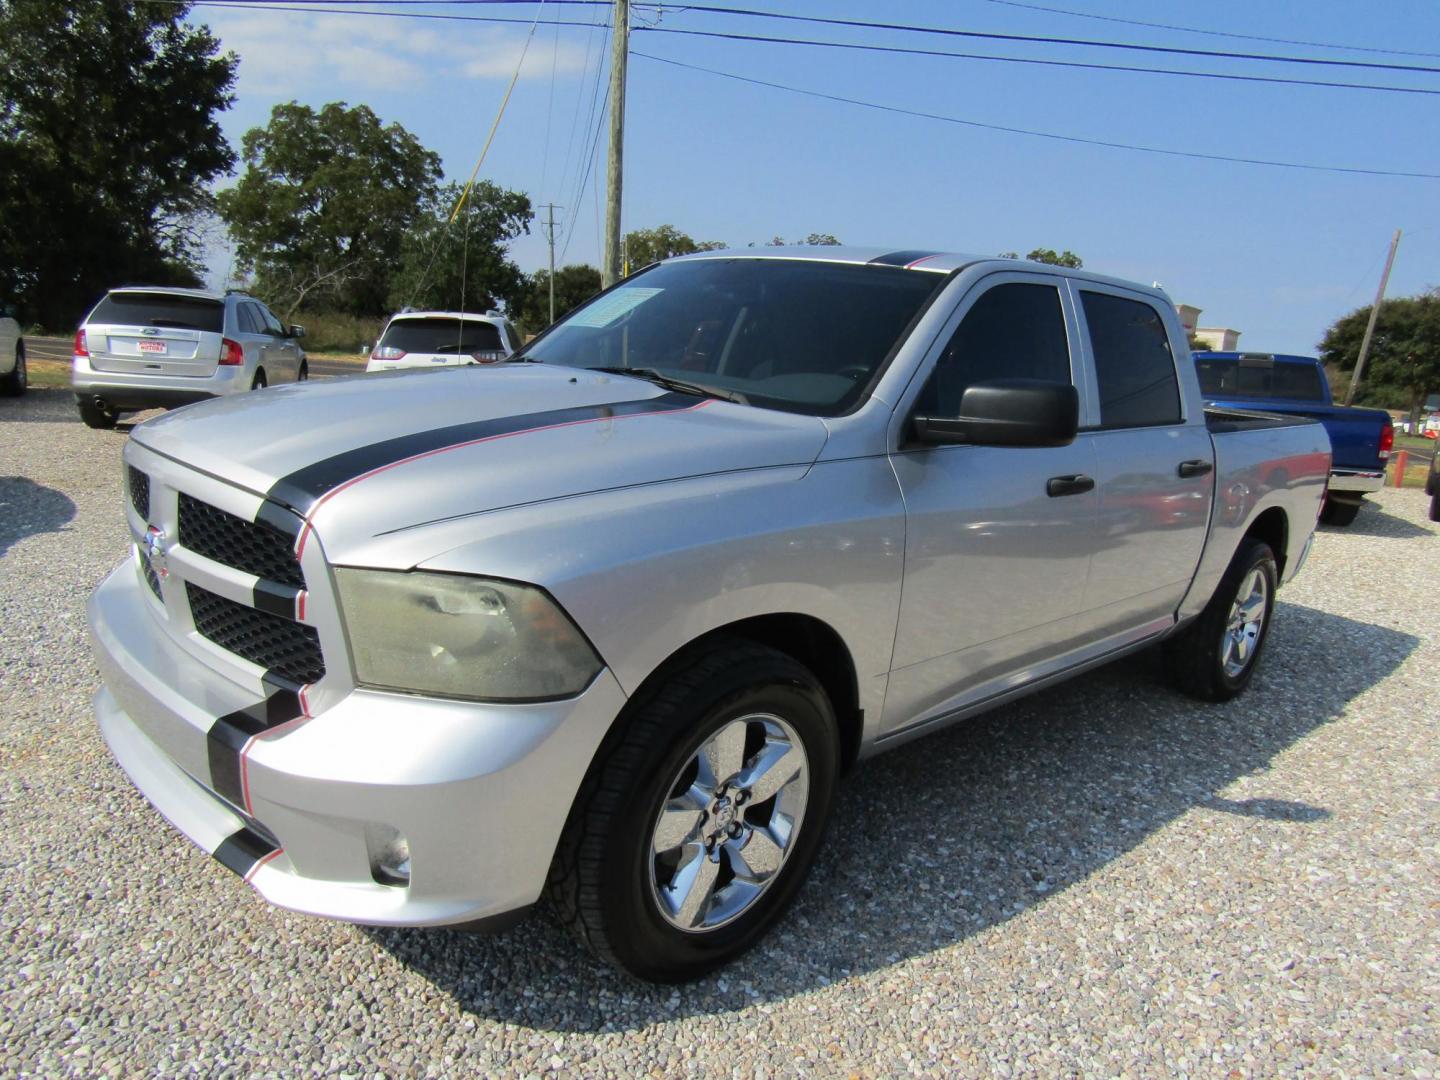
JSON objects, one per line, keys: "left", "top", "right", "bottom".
{"left": 380, "top": 317, "right": 503, "bottom": 354}
{"left": 1196, "top": 358, "right": 1326, "bottom": 402}
{"left": 90, "top": 292, "right": 224, "bottom": 333}
{"left": 521, "top": 259, "right": 943, "bottom": 416}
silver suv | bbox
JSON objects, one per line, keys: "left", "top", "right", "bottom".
{"left": 72, "top": 287, "right": 307, "bottom": 429}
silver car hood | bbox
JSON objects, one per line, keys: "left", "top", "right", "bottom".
{"left": 133, "top": 364, "right": 830, "bottom": 556}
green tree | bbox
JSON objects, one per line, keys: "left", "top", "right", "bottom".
{"left": 623, "top": 225, "right": 723, "bottom": 271}
{"left": 387, "top": 181, "right": 532, "bottom": 315}
{"left": 0, "top": 0, "right": 236, "bottom": 328}
{"left": 217, "top": 102, "right": 441, "bottom": 318}
{"left": 510, "top": 264, "right": 603, "bottom": 336}
{"left": 999, "top": 248, "right": 1084, "bottom": 268}
{"left": 1319, "top": 291, "right": 1440, "bottom": 426}
{"left": 762, "top": 233, "right": 842, "bottom": 246}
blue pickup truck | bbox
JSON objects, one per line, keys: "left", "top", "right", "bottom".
{"left": 1194, "top": 352, "right": 1393, "bottom": 526}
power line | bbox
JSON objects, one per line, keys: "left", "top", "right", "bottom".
{"left": 632, "top": 50, "right": 1440, "bottom": 180}
{"left": 638, "top": 26, "right": 1440, "bottom": 97}
{"left": 973, "top": 0, "right": 1440, "bottom": 60}
{"left": 635, "top": 4, "right": 1440, "bottom": 76}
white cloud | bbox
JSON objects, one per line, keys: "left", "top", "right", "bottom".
{"left": 200, "top": 8, "right": 594, "bottom": 98}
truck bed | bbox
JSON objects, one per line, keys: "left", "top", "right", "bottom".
{"left": 1204, "top": 406, "right": 1324, "bottom": 434}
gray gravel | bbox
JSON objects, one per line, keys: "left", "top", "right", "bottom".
{"left": 3, "top": 386, "right": 1437, "bottom": 1077}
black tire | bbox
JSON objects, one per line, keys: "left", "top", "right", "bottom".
{"left": 547, "top": 640, "right": 840, "bottom": 982}
{"left": 0, "top": 343, "right": 25, "bottom": 396}
{"left": 251, "top": 369, "right": 267, "bottom": 390}
{"left": 77, "top": 397, "right": 119, "bottom": 429}
{"left": 1429, "top": 491, "right": 1439, "bottom": 523}
{"left": 1165, "top": 537, "right": 1278, "bottom": 702}
{"left": 297, "top": 360, "right": 308, "bottom": 382}
{"left": 1319, "top": 498, "right": 1361, "bottom": 527}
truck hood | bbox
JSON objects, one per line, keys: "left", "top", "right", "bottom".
{"left": 133, "top": 364, "right": 830, "bottom": 553}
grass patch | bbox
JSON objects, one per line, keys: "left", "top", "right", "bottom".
{"left": 292, "top": 312, "right": 385, "bottom": 354}
{"left": 25, "top": 358, "right": 72, "bottom": 389}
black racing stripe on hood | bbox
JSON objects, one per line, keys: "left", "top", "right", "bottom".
{"left": 265, "top": 391, "right": 696, "bottom": 516}
{"left": 868, "top": 250, "right": 940, "bottom": 267}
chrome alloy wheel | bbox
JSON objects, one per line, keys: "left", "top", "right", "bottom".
{"left": 1222, "top": 566, "right": 1269, "bottom": 678}
{"left": 648, "top": 713, "right": 810, "bottom": 933}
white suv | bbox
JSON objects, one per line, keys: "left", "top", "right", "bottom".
{"left": 0, "top": 303, "right": 24, "bottom": 396}
{"left": 366, "top": 311, "right": 517, "bottom": 372}
{"left": 72, "top": 287, "right": 307, "bottom": 429}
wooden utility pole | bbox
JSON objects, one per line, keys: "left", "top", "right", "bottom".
{"left": 1345, "top": 229, "right": 1402, "bottom": 406}
{"left": 601, "top": 0, "right": 629, "bottom": 287}
{"left": 541, "top": 203, "right": 560, "bottom": 325}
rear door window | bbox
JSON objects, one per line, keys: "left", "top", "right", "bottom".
{"left": 917, "top": 282, "right": 1071, "bottom": 417}
{"left": 1082, "top": 292, "right": 1182, "bottom": 428}
{"left": 379, "top": 318, "right": 503, "bottom": 355}
{"left": 89, "top": 292, "right": 224, "bottom": 333}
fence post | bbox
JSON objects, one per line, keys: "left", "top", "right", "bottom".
{"left": 1393, "top": 450, "right": 1409, "bottom": 487}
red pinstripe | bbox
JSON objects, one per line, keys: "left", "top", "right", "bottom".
{"left": 243, "top": 847, "right": 283, "bottom": 883}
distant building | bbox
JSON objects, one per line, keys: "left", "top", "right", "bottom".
{"left": 1175, "top": 303, "right": 1241, "bottom": 350}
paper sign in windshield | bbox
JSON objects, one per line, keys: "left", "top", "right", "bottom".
{"left": 568, "top": 288, "right": 663, "bottom": 328}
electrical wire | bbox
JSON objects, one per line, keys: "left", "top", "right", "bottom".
{"left": 638, "top": 26, "right": 1440, "bottom": 97}
{"left": 974, "top": 0, "right": 1440, "bottom": 60}
{"left": 634, "top": 4, "right": 1440, "bottom": 76}
{"left": 632, "top": 50, "right": 1440, "bottom": 180}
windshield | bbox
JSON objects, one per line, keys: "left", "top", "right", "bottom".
{"left": 380, "top": 317, "right": 504, "bottom": 354}
{"left": 1196, "top": 358, "right": 1327, "bottom": 402}
{"left": 522, "top": 259, "right": 943, "bottom": 415}
{"left": 90, "top": 292, "right": 224, "bottom": 332}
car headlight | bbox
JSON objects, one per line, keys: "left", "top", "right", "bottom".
{"left": 334, "top": 569, "right": 602, "bottom": 701}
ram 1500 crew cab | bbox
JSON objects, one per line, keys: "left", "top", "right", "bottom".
{"left": 90, "top": 249, "right": 1330, "bottom": 981}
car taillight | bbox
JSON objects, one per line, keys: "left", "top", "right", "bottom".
{"left": 371, "top": 346, "right": 406, "bottom": 361}
{"left": 73, "top": 328, "right": 89, "bottom": 358}
{"left": 1379, "top": 422, "right": 1394, "bottom": 460}
{"left": 219, "top": 338, "right": 245, "bottom": 366}
{"left": 470, "top": 350, "right": 506, "bottom": 364}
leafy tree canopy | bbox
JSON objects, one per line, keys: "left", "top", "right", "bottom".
{"left": 999, "top": 248, "right": 1084, "bottom": 268}
{"left": 1318, "top": 291, "right": 1440, "bottom": 421}
{"left": 624, "top": 225, "right": 723, "bottom": 270}
{"left": 765, "top": 234, "right": 842, "bottom": 246}
{"left": 511, "top": 264, "right": 603, "bottom": 336}
{"left": 217, "top": 101, "right": 442, "bottom": 318}
{"left": 0, "top": 0, "right": 237, "bottom": 328}
{"left": 387, "top": 181, "right": 532, "bottom": 316}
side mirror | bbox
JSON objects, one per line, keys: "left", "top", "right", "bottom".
{"left": 289, "top": 324, "right": 306, "bottom": 339}
{"left": 912, "top": 379, "right": 1079, "bottom": 447}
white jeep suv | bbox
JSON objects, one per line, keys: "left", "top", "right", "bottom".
{"left": 366, "top": 311, "right": 517, "bottom": 372}
{"left": 0, "top": 302, "right": 24, "bottom": 396}
{"left": 73, "top": 287, "right": 307, "bottom": 429}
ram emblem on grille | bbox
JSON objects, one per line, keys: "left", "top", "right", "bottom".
{"left": 143, "top": 525, "right": 172, "bottom": 579}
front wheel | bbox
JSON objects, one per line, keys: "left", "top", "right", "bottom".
{"left": 296, "top": 360, "right": 308, "bottom": 382}
{"left": 1165, "top": 537, "right": 1277, "bottom": 702}
{"left": 547, "top": 641, "right": 840, "bottom": 982}
{"left": 0, "top": 344, "right": 25, "bottom": 396}
{"left": 1430, "top": 490, "right": 1439, "bottom": 523}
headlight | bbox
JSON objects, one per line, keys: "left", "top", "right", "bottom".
{"left": 334, "top": 569, "right": 602, "bottom": 701}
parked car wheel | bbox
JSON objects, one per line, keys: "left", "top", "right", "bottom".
{"left": 1319, "top": 497, "right": 1361, "bottom": 527}
{"left": 547, "top": 640, "right": 839, "bottom": 982}
{"left": 251, "top": 369, "right": 267, "bottom": 390}
{"left": 1165, "top": 537, "right": 1277, "bottom": 702}
{"left": 297, "top": 360, "right": 308, "bottom": 382}
{"left": 0, "top": 342, "right": 25, "bottom": 396}
{"left": 1430, "top": 491, "right": 1439, "bottom": 523}
{"left": 77, "top": 398, "right": 119, "bottom": 430}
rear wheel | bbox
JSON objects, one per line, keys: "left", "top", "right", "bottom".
{"left": 251, "top": 369, "right": 267, "bottom": 390}
{"left": 0, "top": 344, "right": 25, "bottom": 396}
{"left": 547, "top": 641, "right": 840, "bottom": 982}
{"left": 1430, "top": 491, "right": 1439, "bottom": 523}
{"left": 1320, "top": 497, "right": 1361, "bottom": 526}
{"left": 77, "top": 397, "right": 119, "bottom": 429}
{"left": 1165, "top": 537, "right": 1277, "bottom": 702}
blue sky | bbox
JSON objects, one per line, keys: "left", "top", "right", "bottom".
{"left": 192, "top": 0, "right": 1440, "bottom": 353}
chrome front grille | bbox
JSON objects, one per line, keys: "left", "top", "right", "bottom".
{"left": 178, "top": 493, "right": 306, "bottom": 589}
{"left": 186, "top": 582, "right": 325, "bottom": 686}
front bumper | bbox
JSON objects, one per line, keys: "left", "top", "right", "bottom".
{"left": 72, "top": 355, "right": 250, "bottom": 410}
{"left": 90, "top": 562, "right": 627, "bottom": 927}
{"left": 1327, "top": 468, "right": 1385, "bottom": 495}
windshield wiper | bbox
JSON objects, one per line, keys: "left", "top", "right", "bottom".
{"left": 592, "top": 367, "right": 749, "bottom": 405}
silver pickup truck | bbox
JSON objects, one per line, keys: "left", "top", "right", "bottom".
{"left": 89, "top": 248, "right": 1330, "bottom": 981}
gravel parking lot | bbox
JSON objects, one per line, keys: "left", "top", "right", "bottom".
{"left": 3, "top": 386, "right": 1437, "bottom": 1077}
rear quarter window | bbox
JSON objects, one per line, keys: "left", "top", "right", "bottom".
{"left": 89, "top": 293, "right": 224, "bottom": 333}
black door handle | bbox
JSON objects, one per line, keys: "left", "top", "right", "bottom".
{"left": 1046, "top": 474, "right": 1095, "bottom": 497}
{"left": 1178, "top": 459, "right": 1214, "bottom": 478}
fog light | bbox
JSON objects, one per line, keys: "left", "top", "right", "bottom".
{"left": 366, "top": 825, "right": 411, "bottom": 887}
